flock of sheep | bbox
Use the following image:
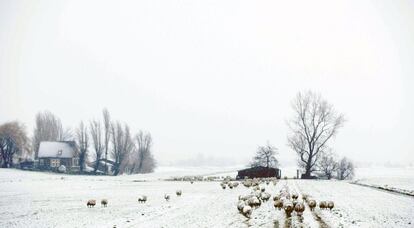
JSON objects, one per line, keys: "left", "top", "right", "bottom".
{"left": 85, "top": 177, "right": 336, "bottom": 225}
{"left": 86, "top": 190, "right": 183, "bottom": 207}
{"left": 234, "top": 178, "right": 335, "bottom": 219}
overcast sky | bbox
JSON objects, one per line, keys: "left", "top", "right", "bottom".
{"left": 1, "top": 0, "right": 413, "bottom": 167}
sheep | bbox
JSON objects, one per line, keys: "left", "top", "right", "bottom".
{"left": 294, "top": 202, "right": 305, "bottom": 216}
{"left": 283, "top": 202, "right": 294, "bottom": 217}
{"left": 265, "top": 181, "right": 269, "bottom": 185}
{"left": 260, "top": 187, "right": 266, "bottom": 192}
{"left": 307, "top": 199, "right": 316, "bottom": 211}
{"left": 239, "top": 194, "right": 255, "bottom": 201}
{"left": 292, "top": 199, "right": 299, "bottom": 208}
{"left": 247, "top": 196, "right": 261, "bottom": 208}
{"left": 242, "top": 205, "right": 252, "bottom": 218}
{"left": 260, "top": 192, "right": 271, "bottom": 202}
{"left": 327, "top": 201, "right": 334, "bottom": 210}
{"left": 253, "top": 190, "right": 261, "bottom": 198}
{"left": 233, "top": 182, "right": 239, "bottom": 188}
{"left": 228, "top": 183, "right": 234, "bottom": 189}
{"left": 164, "top": 194, "right": 170, "bottom": 201}
{"left": 274, "top": 199, "right": 283, "bottom": 210}
{"left": 190, "top": 181, "right": 194, "bottom": 184}
{"left": 302, "top": 194, "right": 309, "bottom": 201}
{"left": 319, "top": 201, "right": 327, "bottom": 209}
{"left": 87, "top": 199, "right": 96, "bottom": 208}
{"left": 242, "top": 180, "right": 252, "bottom": 188}
{"left": 101, "top": 199, "right": 108, "bottom": 207}
{"left": 176, "top": 190, "right": 182, "bottom": 196}
{"left": 220, "top": 182, "right": 226, "bottom": 189}
{"left": 138, "top": 195, "right": 147, "bottom": 203}
{"left": 291, "top": 193, "right": 299, "bottom": 200}
{"left": 237, "top": 200, "right": 246, "bottom": 212}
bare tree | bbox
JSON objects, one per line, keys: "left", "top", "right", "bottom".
{"left": 337, "top": 157, "right": 355, "bottom": 180}
{"left": 133, "top": 130, "right": 156, "bottom": 173}
{"left": 317, "top": 151, "right": 338, "bottom": 179}
{"left": 110, "top": 121, "right": 134, "bottom": 175}
{"left": 102, "top": 108, "right": 111, "bottom": 174}
{"left": 75, "top": 121, "right": 89, "bottom": 172}
{"left": 0, "top": 122, "right": 29, "bottom": 168}
{"left": 32, "top": 111, "right": 72, "bottom": 158}
{"left": 287, "top": 91, "right": 345, "bottom": 179}
{"left": 250, "top": 142, "right": 279, "bottom": 168}
{"left": 89, "top": 120, "right": 104, "bottom": 174}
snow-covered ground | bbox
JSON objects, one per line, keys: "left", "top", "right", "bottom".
{"left": 353, "top": 167, "right": 414, "bottom": 196}
{"left": 0, "top": 168, "right": 413, "bottom": 227}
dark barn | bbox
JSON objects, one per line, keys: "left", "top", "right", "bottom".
{"left": 236, "top": 166, "right": 281, "bottom": 179}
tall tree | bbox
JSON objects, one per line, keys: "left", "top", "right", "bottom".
{"left": 250, "top": 142, "right": 279, "bottom": 168}
{"left": 337, "top": 157, "right": 355, "bottom": 180}
{"left": 102, "top": 108, "right": 111, "bottom": 174}
{"left": 133, "top": 131, "right": 156, "bottom": 173}
{"left": 0, "top": 122, "right": 29, "bottom": 168}
{"left": 75, "top": 121, "right": 89, "bottom": 172}
{"left": 89, "top": 120, "right": 104, "bottom": 174}
{"left": 110, "top": 121, "right": 134, "bottom": 175}
{"left": 287, "top": 91, "right": 345, "bottom": 179}
{"left": 32, "top": 111, "right": 72, "bottom": 158}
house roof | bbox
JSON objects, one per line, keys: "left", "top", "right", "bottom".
{"left": 38, "top": 141, "right": 77, "bottom": 158}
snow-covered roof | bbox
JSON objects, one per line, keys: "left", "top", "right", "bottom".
{"left": 38, "top": 141, "right": 77, "bottom": 158}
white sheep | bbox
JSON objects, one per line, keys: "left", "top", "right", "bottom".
{"left": 138, "top": 195, "right": 147, "bottom": 203}
{"left": 87, "top": 199, "right": 96, "bottom": 208}
{"left": 176, "top": 190, "right": 182, "bottom": 196}
{"left": 274, "top": 199, "right": 283, "bottom": 210}
{"left": 319, "top": 201, "right": 327, "bottom": 209}
{"left": 237, "top": 200, "right": 246, "bottom": 212}
{"left": 327, "top": 201, "right": 334, "bottom": 210}
{"left": 307, "top": 199, "right": 316, "bottom": 211}
{"left": 242, "top": 205, "right": 252, "bottom": 218}
{"left": 294, "top": 202, "right": 305, "bottom": 216}
{"left": 260, "top": 192, "right": 271, "bottom": 201}
{"left": 291, "top": 193, "right": 299, "bottom": 200}
{"left": 101, "top": 199, "right": 108, "bottom": 207}
{"left": 283, "top": 201, "right": 294, "bottom": 216}
{"left": 247, "top": 196, "right": 261, "bottom": 208}
{"left": 164, "top": 194, "right": 170, "bottom": 201}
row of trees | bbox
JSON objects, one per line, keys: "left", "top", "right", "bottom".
{"left": 318, "top": 151, "right": 355, "bottom": 180}
{"left": 32, "top": 109, "right": 156, "bottom": 175}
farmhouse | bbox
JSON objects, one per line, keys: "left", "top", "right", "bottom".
{"left": 236, "top": 166, "right": 281, "bottom": 179}
{"left": 37, "top": 141, "right": 79, "bottom": 171}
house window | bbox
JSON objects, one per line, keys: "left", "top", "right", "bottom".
{"left": 73, "top": 158, "right": 79, "bottom": 166}
{"left": 50, "top": 159, "right": 60, "bottom": 168}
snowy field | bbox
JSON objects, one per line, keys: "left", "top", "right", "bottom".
{"left": 0, "top": 168, "right": 413, "bottom": 228}
{"left": 353, "top": 167, "right": 414, "bottom": 196}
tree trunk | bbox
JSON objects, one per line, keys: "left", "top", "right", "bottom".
{"left": 94, "top": 160, "right": 100, "bottom": 174}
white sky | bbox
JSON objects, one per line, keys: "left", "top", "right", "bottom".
{"left": 1, "top": 0, "right": 413, "bottom": 166}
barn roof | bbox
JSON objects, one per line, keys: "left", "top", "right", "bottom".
{"left": 238, "top": 166, "right": 279, "bottom": 172}
{"left": 38, "top": 141, "right": 77, "bottom": 158}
